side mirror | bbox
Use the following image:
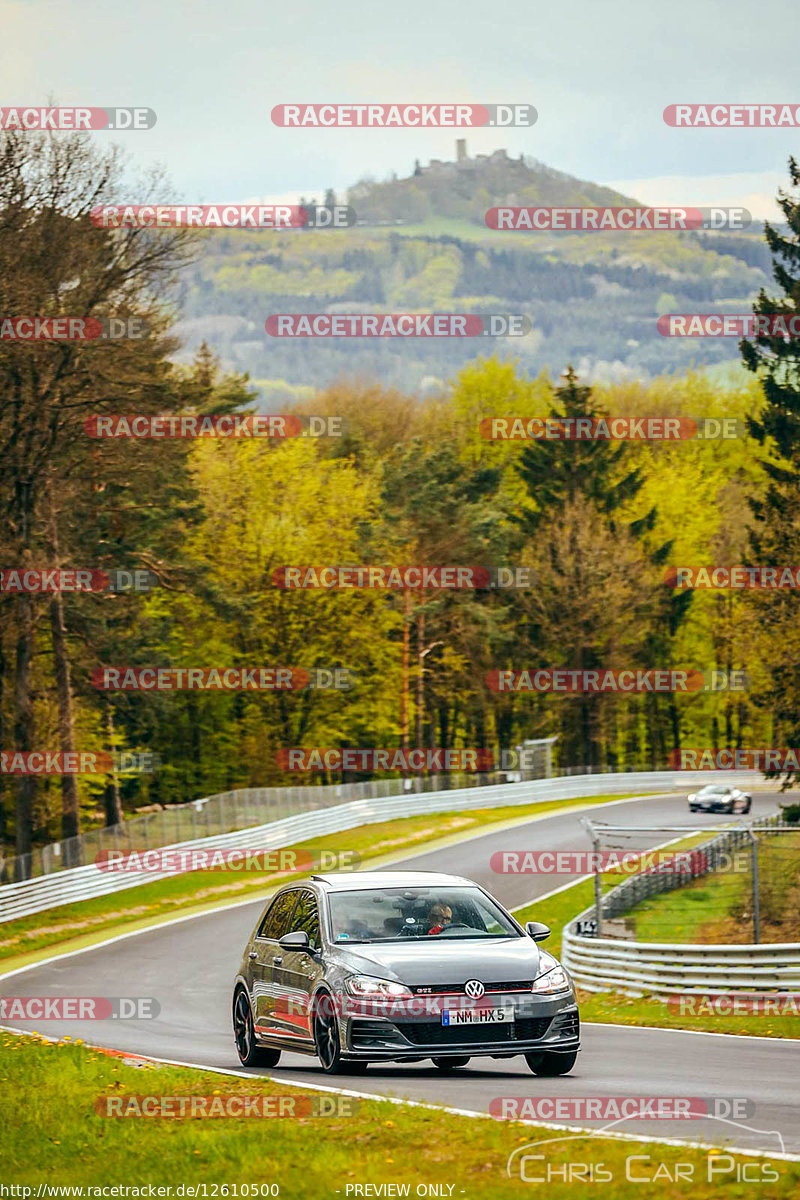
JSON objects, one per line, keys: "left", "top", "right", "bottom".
{"left": 526, "top": 921, "right": 551, "bottom": 942}
{"left": 279, "top": 930, "right": 311, "bottom": 951}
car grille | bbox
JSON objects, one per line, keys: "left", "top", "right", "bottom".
{"left": 350, "top": 1021, "right": 402, "bottom": 1047}
{"left": 550, "top": 1009, "right": 580, "bottom": 1038}
{"left": 400, "top": 1017, "right": 552, "bottom": 1046}
{"left": 409, "top": 981, "right": 533, "bottom": 995}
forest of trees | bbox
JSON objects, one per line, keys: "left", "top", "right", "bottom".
{"left": 179, "top": 221, "right": 769, "bottom": 397}
{"left": 2, "top": 129, "right": 800, "bottom": 871}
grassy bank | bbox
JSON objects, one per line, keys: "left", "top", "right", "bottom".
{"left": 1, "top": 1032, "right": 795, "bottom": 1196}
{"left": 626, "top": 830, "right": 800, "bottom": 945}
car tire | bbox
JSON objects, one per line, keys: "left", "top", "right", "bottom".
{"left": 432, "top": 1056, "right": 470, "bottom": 1069}
{"left": 743, "top": 799, "right": 752, "bottom": 813}
{"left": 525, "top": 1050, "right": 578, "bottom": 1076}
{"left": 233, "top": 989, "right": 282, "bottom": 1068}
{"left": 312, "top": 990, "right": 348, "bottom": 1074}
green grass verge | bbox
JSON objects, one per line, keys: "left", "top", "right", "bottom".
{"left": 1, "top": 1032, "right": 796, "bottom": 1195}
{"left": 0, "top": 793, "right": 648, "bottom": 971}
{"left": 574, "top": 990, "right": 800, "bottom": 1038}
{"left": 626, "top": 831, "right": 800, "bottom": 945}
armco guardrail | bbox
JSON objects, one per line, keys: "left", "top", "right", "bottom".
{"left": 562, "top": 916, "right": 800, "bottom": 996}
{"left": 0, "top": 753, "right": 733, "bottom": 883}
{"left": 0, "top": 769, "right": 764, "bottom": 923}
{"left": 561, "top": 813, "right": 800, "bottom": 995}
{"left": 2, "top": 772, "right": 508, "bottom": 883}
{"left": 1, "top": 737, "right": 558, "bottom": 882}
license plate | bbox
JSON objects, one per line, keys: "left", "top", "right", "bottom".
{"left": 442, "top": 1007, "right": 513, "bottom": 1026}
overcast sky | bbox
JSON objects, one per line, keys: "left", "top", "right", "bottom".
{"left": 3, "top": 0, "right": 798, "bottom": 219}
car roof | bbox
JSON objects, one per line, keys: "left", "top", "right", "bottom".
{"left": 309, "top": 871, "right": 476, "bottom": 891}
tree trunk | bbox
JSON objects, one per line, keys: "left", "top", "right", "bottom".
{"left": 415, "top": 610, "right": 425, "bottom": 756}
{"left": 49, "top": 592, "right": 80, "bottom": 855}
{"left": 14, "top": 590, "right": 36, "bottom": 879}
{"left": 103, "top": 704, "right": 123, "bottom": 827}
{"left": 669, "top": 694, "right": 681, "bottom": 764}
{"left": 0, "top": 631, "right": 6, "bottom": 847}
{"left": 438, "top": 701, "right": 451, "bottom": 790}
{"left": 400, "top": 589, "right": 411, "bottom": 750}
{"left": 47, "top": 491, "right": 81, "bottom": 864}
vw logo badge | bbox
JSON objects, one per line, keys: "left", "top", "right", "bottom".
{"left": 464, "top": 979, "right": 485, "bottom": 998}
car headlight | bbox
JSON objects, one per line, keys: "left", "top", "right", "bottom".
{"left": 344, "top": 975, "right": 412, "bottom": 998}
{"left": 688, "top": 794, "right": 696, "bottom": 802}
{"left": 532, "top": 966, "right": 571, "bottom": 994}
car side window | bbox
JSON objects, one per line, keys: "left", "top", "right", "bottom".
{"left": 258, "top": 890, "right": 299, "bottom": 940}
{"left": 291, "top": 890, "right": 321, "bottom": 950}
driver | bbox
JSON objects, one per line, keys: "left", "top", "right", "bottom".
{"left": 426, "top": 901, "right": 453, "bottom": 935}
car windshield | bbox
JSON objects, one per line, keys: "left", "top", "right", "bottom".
{"left": 328, "top": 886, "right": 521, "bottom": 943}
{"left": 702, "top": 786, "right": 730, "bottom": 795}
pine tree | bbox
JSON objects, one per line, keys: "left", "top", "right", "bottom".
{"left": 741, "top": 158, "right": 800, "bottom": 787}
{"left": 514, "top": 366, "right": 652, "bottom": 532}
{"left": 512, "top": 367, "right": 690, "bottom": 768}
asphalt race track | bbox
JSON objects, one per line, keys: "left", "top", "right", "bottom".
{"left": 2, "top": 790, "right": 796, "bottom": 1157}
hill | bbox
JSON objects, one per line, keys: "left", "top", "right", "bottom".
{"left": 347, "top": 143, "right": 638, "bottom": 225}
{"left": 173, "top": 144, "right": 773, "bottom": 403}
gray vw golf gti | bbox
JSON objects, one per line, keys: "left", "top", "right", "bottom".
{"left": 232, "top": 871, "right": 580, "bottom": 1075}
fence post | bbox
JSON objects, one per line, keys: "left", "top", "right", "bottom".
{"left": 581, "top": 818, "right": 602, "bottom": 937}
{"left": 750, "top": 829, "right": 760, "bottom": 944}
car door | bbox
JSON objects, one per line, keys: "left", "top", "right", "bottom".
{"left": 272, "top": 888, "right": 324, "bottom": 1043}
{"left": 252, "top": 889, "right": 300, "bottom": 1035}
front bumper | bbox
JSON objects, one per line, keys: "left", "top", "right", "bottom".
{"left": 342, "top": 994, "right": 580, "bottom": 1060}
